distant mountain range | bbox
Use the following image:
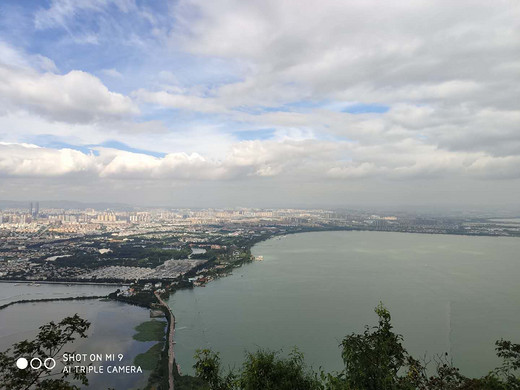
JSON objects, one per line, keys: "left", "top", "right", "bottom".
{"left": 0, "top": 200, "right": 135, "bottom": 211}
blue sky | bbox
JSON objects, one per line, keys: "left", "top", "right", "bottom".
{"left": 0, "top": 0, "right": 519, "bottom": 208}
{"left": 0, "top": 0, "right": 390, "bottom": 152}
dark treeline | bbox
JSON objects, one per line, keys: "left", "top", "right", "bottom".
{"left": 181, "top": 304, "right": 520, "bottom": 390}
{"left": 52, "top": 245, "right": 192, "bottom": 269}
{"left": 1, "top": 304, "right": 518, "bottom": 389}
{"left": 0, "top": 295, "right": 107, "bottom": 311}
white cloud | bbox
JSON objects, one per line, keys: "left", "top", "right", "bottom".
{"left": 98, "top": 149, "right": 230, "bottom": 180}
{"left": 133, "top": 89, "right": 226, "bottom": 114}
{"left": 3, "top": 140, "right": 520, "bottom": 183}
{"left": 169, "top": 0, "right": 519, "bottom": 108}
{"left": 1, "top": 1, "right": 519, "bottom": 207}
{"left": 0, "top": 41, "right": 138, "bottom": 123}
{"left": 101, "top": 68, "right": 124, "bottom": 79}
{"left": 468, "top": 155, "right": 520, "bottom": 179}
{"left": 0, "top": 41, "right": 58, "bottom": 73}
{"left": 34, "top": 0, "right": 136, "bottom": 30}
{"left": 0, "top": 141, "right": 337, "bottom": 180}
{"left": 0, "top": 66, "right": 138, "bottom": 123}
{"left": 0, "top": 143, "right": 98, "bottom": 177}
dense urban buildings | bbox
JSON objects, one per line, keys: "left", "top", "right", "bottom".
{"left": 1, "top": 204, "right": 518, "bottom": 284}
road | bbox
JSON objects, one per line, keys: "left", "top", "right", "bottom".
{"left": 155, "top": 291, "right": 175, "bottom": 390}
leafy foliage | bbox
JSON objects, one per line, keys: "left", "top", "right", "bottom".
{"left": 238, "top": 348, "right": 321, "bottom": 390}
{"left": 340, "top": 302, "right": 409, "bottom": 389}
{"left": 492, "top": 339, "right": 520, "bottom": 388}
{"left": 194, "top": 349, "right": 236, "bottom": 390}
{"left": 192, "top": 304, "right": 520, "bottom": 390}
{"left": 0, "top": 314, "right": 90, "bottom": 390}
{"left": 1, "top": 306, "right": 519, "bottom": 390}
{"left": 193, "top": 347, "right": 321, "bottom": 390}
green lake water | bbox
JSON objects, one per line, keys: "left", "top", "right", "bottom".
{"left": 0, "top": 293, "right": 160, "bottom": 389}
{"left": 169, "top": 231, "right": 520, "bottom": 377}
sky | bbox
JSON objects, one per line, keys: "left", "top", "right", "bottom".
{"left": 0, "top": 0, "right": 519, "bottom": 210}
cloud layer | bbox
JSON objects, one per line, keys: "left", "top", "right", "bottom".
{"left": 0, "top": 41, "right": 138, "bottom": 123}
{"left": 0, "top": 0, "right": 519, "bottom": 208}
{"left": 2, "top": 141, "right": 519, "bottom": 183}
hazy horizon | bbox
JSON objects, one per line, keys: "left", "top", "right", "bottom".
{"left": 1, "top": 198, "right": 519, "bottom": 217}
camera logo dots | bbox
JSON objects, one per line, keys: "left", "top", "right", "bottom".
{"left": 16, "top": 357, "right": 56, "bottom": 370}
{"left": 43, "top": 358, "right": 56, "bottom": 370}
{"left": 16, "top": 358, "right": 28, "bottom": 369}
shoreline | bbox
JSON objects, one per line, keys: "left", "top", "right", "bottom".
{"left": 0, "top": 295, "right": 108, "bottom": 311}
{"left": 155, "top": 291, "right": 175, "bottom": 390}
{"left": 276, "top": 226, "right": 520, "bottom": 239}
{"left": 2, "top": 228, "right": 519, "bottom": 388}
{"left": 165, "top": 229, "right": 520, "bottom": 379}
{"left": 0, "top": 279, "right": 129, "bottom": 286}
{"left": 1, "top": 228, "right": 517, "bottom": 285}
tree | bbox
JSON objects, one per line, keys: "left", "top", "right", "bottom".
{"left": 0, "top": 314, "right": 90, "bottom": 390}
{"left": 194, "top": 349, "right": 235, "bottom": 390}
{"left": 192, "top": 304, "right": 520, "bottom": 390}
{"left": 491, "top": 339, "right": 520, "bottom": 388}
{"left": 238, "top": 348, "right": 320, "bottom": 390}
{"left": 340, "top": 302, "right": 411, "bottom": 390}
{"left": 193, "top": 348, "right": 321, "bottom": 390}
{"left": 337, "top": 303, "right": 520, "bottom": 390}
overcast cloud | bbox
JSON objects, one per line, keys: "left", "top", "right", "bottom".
{"left": 0, "top": 0, "right": 519, "bottom": 210}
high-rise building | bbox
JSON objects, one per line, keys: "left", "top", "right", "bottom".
{"left": 34, "top": 202, "right": 39, "bottom": 218}
{"left": 29, "top": 202, "right": 33, "bottom": 215}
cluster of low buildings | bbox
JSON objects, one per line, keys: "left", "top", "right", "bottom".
{"left": 76, "top": 259, "right": 207, "bottom": 282}
{"left": 146, "top": 259, "right": 206, "bottom": 280}
{"left": 78, "top": 266, "right": 155, "bottom": 281}
{"left": 1, "top": 205, "right": 519, "bottom": 286}
{"left": 0, "top": 259, "right": 85, "bottom": 280}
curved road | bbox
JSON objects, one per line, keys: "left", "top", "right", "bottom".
{"left": 155, "top": 291, "right": 175, "bottom": 390}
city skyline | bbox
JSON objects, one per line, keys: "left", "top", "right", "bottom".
{"left": 1, "top": 1, "right": 519, "bottom": 210}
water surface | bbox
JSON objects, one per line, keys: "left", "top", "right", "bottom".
{"left": 170, "top": 231, "right": 520, "bottom": 377}
{"left": 0, "top": 298, "right": 154, "bottom": 389}
{"left": 0, "top": 282, "right": 121, "bottom": 305}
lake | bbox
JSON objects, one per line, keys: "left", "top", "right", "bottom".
{"left": 0, "top": 291, "right": 160, "bottom": 389}
{"left": 169, "top": 231, "right": 520, "bottom": 377}
{"left": 0, "top": 282, "right": 122, "bottom": 305}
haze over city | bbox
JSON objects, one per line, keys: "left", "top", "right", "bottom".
{"left": 0, "top": 0, "right": 519, "bottom": 210}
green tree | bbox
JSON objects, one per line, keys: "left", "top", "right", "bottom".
{"left": 191, "top": 304, "right": 520, "bottom": 390}
{"left": 0, "top": 314, "right": 90, "bottom": 390}
{"left": 238, "top": 348, "right": 320, "bottom": 390}
{"left": 193, "top": 348, "right": 321, "bottom": 390}
{"left": 194, "top": 349, "right": 235, "bottom": 390}
{"left": 340, "top": 302, "right": 412, "bottom": 390}
{"left": 490, "top": 339, "right": 520, "bottom": 388}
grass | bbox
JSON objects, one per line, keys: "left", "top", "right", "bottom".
{"left": 133, "top": 320, "right": 166, "bottom": 342}
{"left": 134, "top": 342, "right": 164, "bottom": 371}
